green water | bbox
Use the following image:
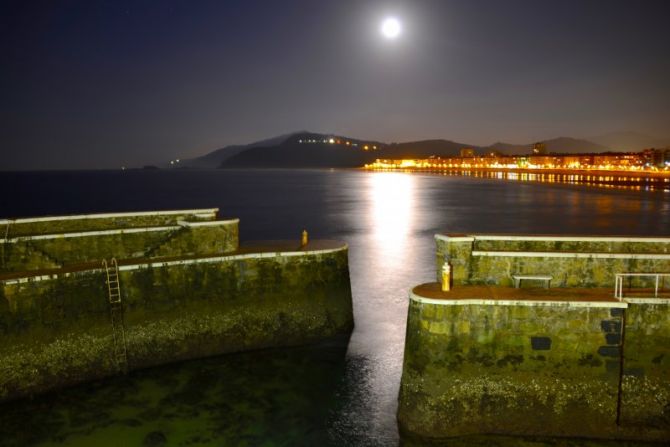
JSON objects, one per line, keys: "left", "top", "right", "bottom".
{"left": 0, "top": 342, "right": 352, "bottom": 447}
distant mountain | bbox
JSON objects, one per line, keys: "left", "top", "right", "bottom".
{"left": 177, "top": 132, "right": 298, "bottom": 168}
{"left": 169, "top": 129, "right": 664, "bottom": 169}
{"left": 540, "top": 137, "right": 609, "bottom": 154}
{"left": 483, "top": 137, "right": 609, "bottom": 155}
{"left": 588, "top": 131, "right": 670, "bottom": 152}
{"left": 382, "top": 139, "right": 476, "bottom": 158}
{"left": 484, "top": 142, "right": 530, "bottom": 155}
{"left": 222, "top": 132, "right": 386, "bottom": 168}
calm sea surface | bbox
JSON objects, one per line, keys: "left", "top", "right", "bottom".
{"left": 0, "top": 169, "right": 669, "bottom": 447}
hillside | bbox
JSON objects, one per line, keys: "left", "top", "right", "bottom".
{"left": 541, "top": 137, "right": 610, "bottom": 154}
{"left": 164, "top": 130, "right": 668, "bottom": 169}
{"left": 177, "top": 132, "right": 297, "bottom": 168}
{"left": 483, "top": 137, "right": 609, "bottom": 155}
{"left": 222, "top": 132, "right": 386, "bottom": 168}
{"left": 382, "top": 140, "right": 477, "bottom": 158}
{"left": 589, "top": 131, "right": 670, "bottom": 152}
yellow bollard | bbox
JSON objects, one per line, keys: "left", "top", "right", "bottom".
{"left": 301, "top": 229, "right": 308, "bottom": 247}
{"left": 441, "top": 262, "right": 451, "bottom": 292}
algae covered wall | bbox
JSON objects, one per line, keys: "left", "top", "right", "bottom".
{"left": 0, "top": 246, "right": 353, "bottom": 402}
{"left": 620, "top": 302, "right": 670, "bottom": 428}
{"left": 398, "top": 296, "right": 670, "bottom": 442}
{"left": 403, "top": 233, "right": 670, "bottom": 442}
{"left": 0, "top": 220, "right": 239, "bottom": 273}
{"left": 0, "top": 209, "right": 218, "bottom": 237}
{"left": 398, "top": 298, "right": 634, "bottom": 440}
{"left": 436, "top": 235, "right": 670, "bottom": 287}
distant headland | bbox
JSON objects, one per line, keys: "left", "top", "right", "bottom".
{"left": 164, "top": 131, "right": 670, "bottom": 170}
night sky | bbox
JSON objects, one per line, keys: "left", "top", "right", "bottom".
{"left": 2, "top": 0, "right": 669, "bottom": 170}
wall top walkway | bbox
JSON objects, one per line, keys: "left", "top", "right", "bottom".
{"left": 436, "top": 233, "right": 670, "bottom": 244}
{"left": 0, "top": 240, "right": 348, "bottom": 285}
{"left": 471, "top": 250, "right": 670, "bottom": 260}
{"left": 410, "top": 282, "right": 627, "bottom": 308}
{"left": 0, "top": 208, "right": 219, "bottom": 225}
{"left": 0, "top": 218, "right": 239, "bottom": 244}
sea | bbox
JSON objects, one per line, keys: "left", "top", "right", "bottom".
{"left": 0, "top": 169, "right": 668, "bottom": 447}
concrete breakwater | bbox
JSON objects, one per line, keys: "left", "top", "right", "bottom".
{"left": 0, "top": 209, "right": 353, "bottom": 402}
{"left": 398, "top": 233, "right": 670, "bottom": 442}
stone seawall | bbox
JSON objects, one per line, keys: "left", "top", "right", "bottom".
{"left": 437, "top": 234, "right": 670, "bottom": 287}
{"left": 620, "top": 301, "right": 670, "bottom": 428}
{"left": 0, "top": 208, "right": 219, "bottom": 237}
{"left": 400, "top": 232, "right": 670, "bottom": 443}
{"left": 398, "top": 290, "right": 670, "bottom": 442}
{"left": 1, "top": 219, "right": 239, "bottom": 273}
{"left": 0, "top": 243, "right": 353, "bottom": 403}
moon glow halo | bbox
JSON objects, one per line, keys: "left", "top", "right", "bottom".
{"left": 381, "top": 17, "right": 401, "bottom": 39}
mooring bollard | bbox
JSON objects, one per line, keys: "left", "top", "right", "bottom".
{"left": 301, "top": 229, "right": 308, "bottom": 247}
{"left": 441, "top": 262, "right": 451, "bottom": 292}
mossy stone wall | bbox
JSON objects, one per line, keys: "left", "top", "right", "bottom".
{"left": 0, "top": 247, "right": 352, "bottom": 403}
{"left": 473, "top": 239, "right": 670, "bottom": 253}
{"left": 2, "top": 211, "right": 216, "bottom": 237}
{"left": 398, "top": 300, "right": 633, "bottom": 440}
{"left": 151, "top": 223, "right": 239, "bottom": 258}
{"left": 1, "top": 221, "right": 239, "bottom": 273}
{"left": 436, "top": 236, "right": 670, "bottom": 287}
{"left": 620, "top": 302, "right": 670, "bottom": 428}
{"left": 399, "top": 299, "right": 670, "bottom": 441}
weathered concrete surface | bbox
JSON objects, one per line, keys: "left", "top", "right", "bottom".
{"left": 1, "top": 220, "right": 238, "bottom": 273}
{"left": 620, "top": 302, "right": 670, "bottom": 429}
{"left": 436, "top": 234, "right": 670, "bottom": 287}
{"left": 0, "top": 209, "right": 218, "bottom": 237}
{"left": 398, "top": 283, "right": 670, "bottom": 442}
{"left": 0, "top": 243, "right": 353, "bottom": 402}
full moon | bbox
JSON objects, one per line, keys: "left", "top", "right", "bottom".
{"left": 380, "top": 17, "right": 401, "bottom": 39}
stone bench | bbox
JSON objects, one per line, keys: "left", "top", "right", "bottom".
{"left": 513, "top": 275, "right": 552, "bottom": 289}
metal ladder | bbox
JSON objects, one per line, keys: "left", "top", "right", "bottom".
{"left": 103, "top": 258, "right": 128, "bottom": 373}
{"left": 1, "top": 222, "right": 10, "bottom": 268}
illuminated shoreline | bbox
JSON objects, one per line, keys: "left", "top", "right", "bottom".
{"left": 361, "top": 165, "right": 670, "bottom": 192}
{"left": 363, "top": 165, "right": 670, "bottom": 178}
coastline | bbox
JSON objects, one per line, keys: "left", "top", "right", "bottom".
{"left": 363, "top": 166, "right": 670, "bottom": 179}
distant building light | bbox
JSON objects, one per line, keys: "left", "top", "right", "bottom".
{"left": 329, "top": 138, "right": 335, "bottom": 144}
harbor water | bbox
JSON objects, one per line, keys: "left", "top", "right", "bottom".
{"left": 0, "top": 169, "right": 668, "bottom": 446}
